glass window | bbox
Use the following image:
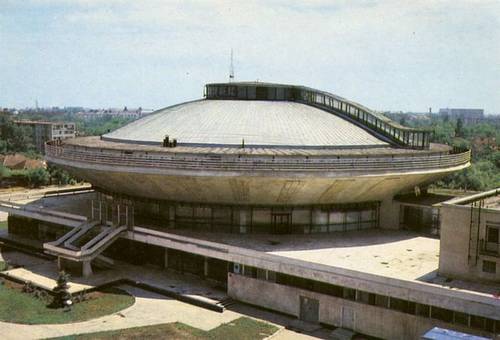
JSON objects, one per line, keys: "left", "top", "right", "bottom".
{"left": 312, "top": 210, "right": 328, "bottom": 226}
{"left": 454, "top": 311, "right": 469, "bottom": 326}
{"left": 329, "top": 211, "right": 343, "bottom": 224}
{"left": 252, "top": 208, "right": 271, "bottom": 225}
{"left": 375, "top": 295, "right": 389, "bottom": 308}
{"left": 482, "top": 260, "right": 496, "bottom": 274}
{"left": 432, "top": 306, "right": 453, "bottom": 323}
{"left": 471, "top": 315, "right": 486, "bottom": 330}
{"left": 390, "top": 297, "right": 409, "bottom": 313}
{"left": 343, "top": 288, "right": 356, "bottom": 301}
{"left": 346, "top": 211, "right": 360, "bottom": 225}
{"left": 487, "top": 226, "right": 499, "bottom": 243}
{"left": 416, "top": 303, "right": 430, "bottom": 317}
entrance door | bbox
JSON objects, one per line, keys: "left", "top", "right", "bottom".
{"left": 342, "top": 306, "right": 355, "bottom": 330}
{"left": 272, "top": 213, "right": 291, "bottom": 234}
{"left": 299, "top": 296, "right": 319, "bottom": 323}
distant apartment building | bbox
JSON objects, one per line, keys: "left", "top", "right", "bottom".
{"left": 439, "top": 108, "right": 484, "bottom": 124}
{"left": 14, "top": 120, "right": 76, "bottom": 154}
{"left": 76, "top": 107, "right": 153, "bottom": 120}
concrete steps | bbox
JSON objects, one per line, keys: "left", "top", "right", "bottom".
{"left": 43, "top": 223, "right": 126, "bottom": 263}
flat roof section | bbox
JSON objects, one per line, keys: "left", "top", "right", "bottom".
{"left": 169, "top": 229, "right": 439, "bottom": 282}
{"left": 65, "top": 136, "right": 452, "bottom": 157}
{"left": 168, "top": 228, "right": 500, "bottom": 296}
{"left": 103, "top": 100, "right": 388, "bottom": 148}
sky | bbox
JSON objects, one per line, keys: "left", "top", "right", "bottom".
{"left": 0, "top": 0, "right": 499, "bottom": 113}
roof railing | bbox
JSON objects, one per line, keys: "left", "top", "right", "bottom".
{"left": 205, "top": 83, "right": 432, "bottom": 150}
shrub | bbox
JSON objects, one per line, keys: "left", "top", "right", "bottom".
{"left": 26, "top": 168, "right": 50, "bottom": 187}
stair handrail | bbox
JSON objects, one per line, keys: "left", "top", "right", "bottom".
{"left": 44, "top": 226, "right": 126, "bottom": 261}
{"left": 80, "top": 226, "right": 126, "bottom": 258}
{"left": 46, "top": 221, "right": 91, "bottom": 247}
{"left": 81, "top": 226, "right": 115, "bottom": 251}
{"left": 63, "top": 221, "right": 100, "bottom": 248}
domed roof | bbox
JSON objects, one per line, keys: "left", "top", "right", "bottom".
{"left": 103, "top": 99, "right": 388, "bottom": 148}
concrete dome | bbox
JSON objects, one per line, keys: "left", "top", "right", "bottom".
{"left": 103, "top": 100, "right": 388, "bottom": 148}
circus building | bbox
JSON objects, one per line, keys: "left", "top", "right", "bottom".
{"left": 45, "top": 82, "right": 468, "bottom": 234}
{"left": 3, "top": 82, "right": 499, "bottom": 339}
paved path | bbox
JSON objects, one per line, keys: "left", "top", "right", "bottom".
{"left": 0, "top": 284, "right": 242, "bottom": 340}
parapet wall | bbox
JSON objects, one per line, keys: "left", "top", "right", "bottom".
{"left": 45, "top": 141, "right": 470, "bottom": 175}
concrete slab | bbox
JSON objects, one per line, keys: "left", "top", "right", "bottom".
{"left": 171, "top": 229, "right": 440, "bottom": 282}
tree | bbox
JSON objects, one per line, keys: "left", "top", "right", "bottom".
{"left": 26, "top": 168, "right": 50, "bottom": 187}
{"left": 51, "top": 271, "right": 72, "bottom": 310}
{"left": 48, "top": 165, "right": 75, "bottom": 185}
{"left": 455, "top": 118, "right": 464, "bottom": 137}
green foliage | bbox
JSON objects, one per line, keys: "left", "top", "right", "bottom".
{"left": 455, "top": 118, "right": 464, "bottom": 137}
{"left": 0, "top": 165, "right": 11, "bottom": 179}
{"left": 48, "top": 165, "right": 76, "bottom": 185}
{"left": 47, "top": 317, "right": 279, "bottom": 340}
{"left": 0, "top": 115, "right": 35, "bottom": 153}
{"left": 26, "top": 168, "right": 50, "bottom": 187}
{"left": 51, "top": 271, "right": 72, "bottom": 309}
{"left": 390, "top": 113, "right": 499, "bottom": 191}
{"left": 0, "top": 284, "right": 134, "bottom": 324}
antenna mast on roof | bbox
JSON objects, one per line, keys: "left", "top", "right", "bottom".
{"left": 229, "top": 48, "right": 235, "bottom": 82}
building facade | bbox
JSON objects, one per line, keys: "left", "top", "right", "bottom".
{"left": 439, "top": 108, "right": 485, "bottom": 125}
{"left": 439, "top": 188, "right": 500, "bottom": 283}
{"left": 14, "top": 120, "right": 76, "bottom": 153}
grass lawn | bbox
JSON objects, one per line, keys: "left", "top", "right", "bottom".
{"left": 0, "top": 283, "right": 135, "bottom": 324}
{"left": 48, "top": 317, "right": 279, "bottom": 340}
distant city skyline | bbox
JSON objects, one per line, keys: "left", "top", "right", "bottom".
{"left": 1, "top": 0, "right": 499, "bottom": 114}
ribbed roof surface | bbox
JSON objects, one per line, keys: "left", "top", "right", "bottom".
{"left": 103, "top": 100, "right": 388, "bottom": 148}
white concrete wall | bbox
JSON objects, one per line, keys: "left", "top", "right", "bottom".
{"left": 439, "top": 204, "right": 500, "bottom": 282}
{"left": 228, "top": 274, "right": 495, "bottom": 340}
{"left": 128, "top": 227, "right": 500, "bottom": 319}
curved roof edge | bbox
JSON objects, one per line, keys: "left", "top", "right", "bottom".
{"left": 205, "top": 81, "right": 433, "bottom": 150}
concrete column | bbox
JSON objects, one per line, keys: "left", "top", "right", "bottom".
{"left": 239, "top": 209, "right": 247, "bottom": 234}
{"left": 82, "top": 261, "right": 93, "bottom": 278}
{"left": 204, "top": 257, "right": 209, "bottom": 277}
{"left": 168, "top": 206, "right": 175, "bottom": 228}
{"left": 111, "top": 204, "right": 118, "bottom": 226}
{"left": 379, "top": 198, "right": 399, "bottom": 229}
{"left": 127, "top": 205, "right": 134, "bottom": 229}
{"left": 100, "top": 202, "right": 107, "bottom": 224}
{"left": 164, "top": 248, "right": 169, "bottom": 269}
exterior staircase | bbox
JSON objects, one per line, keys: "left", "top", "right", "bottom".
{"left": 43, "top": 221, "right": 126, "bottom": 263}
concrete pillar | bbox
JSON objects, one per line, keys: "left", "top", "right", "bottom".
{"left": 82, "top": 260, "right": 93, "bottom": 278}
{"left": 127, "top": 205, "right": 134, "bottom": 229}
{"left": 164, "top": 248, "right": 169, "bottom": 269}
{"left": 168, "top": 206, "right": 175, "bottom": 228}
{"left": 112, "top": 204, "right": 120, "bottom": 226}
{"left": 379, "top": 198, "right": 399, "bottom": 229}
{"left": 239, "top": 209, "right": 248, "bottom": 234}
{"left": 100, "top": 201, "right": 107, "bottom": 224}
{"left": 204, "top": 257, "right": 209, "bottom": 277}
